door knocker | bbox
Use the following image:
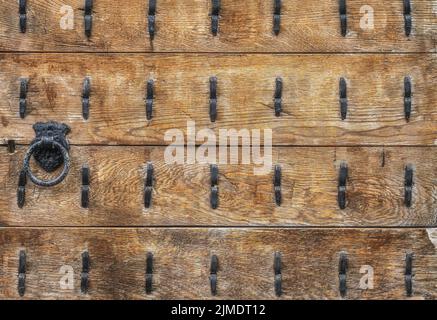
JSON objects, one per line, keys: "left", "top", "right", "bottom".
{"left": 22, "top": 122, "right": 71, "bottom": 187}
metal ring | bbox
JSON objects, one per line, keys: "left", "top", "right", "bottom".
{"left": 23, "top": 137, "right": 70, "bottom": 187}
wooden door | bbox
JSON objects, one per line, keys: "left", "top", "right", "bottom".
{"left": 0, "top": 0, "right": 436, "bottom": 299}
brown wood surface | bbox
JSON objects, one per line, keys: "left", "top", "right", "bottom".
{"left": 1, "top": 0, "right": 436, "bottom": 301}
{"left": 0, "top": 146, "right": 435, "bottom": 227}
{"left": 0, "top": 54, "right": 436, "bottom": 145}
{"left": 0, "top": 227, "right": 436, "bottom": 299}
{"left": 0, "top": 0, "right": 436, "bottom": 52}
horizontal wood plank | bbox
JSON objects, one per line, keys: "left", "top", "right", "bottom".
{"left": 0, "top": 0, "right": 436, "bottom": 52}
{"left": 0, "top": 54, "right": 436, "bottom": 145}
{"left": 0, "top": 227, "right": 436, "bottom": 299}
{"left": 0, "top": 146, "right": 435, "bottom": 226}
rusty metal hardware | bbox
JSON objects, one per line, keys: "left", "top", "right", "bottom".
{"left": 145, "top": 252, "right": 153, "bottom": 294}
{"left": 148, "top": 0, "right": 156, "bottom": 40}
{"left": 273, "top": 0, "right": 281, "bottom": 35}
{"left": 82, "top": 77, "right": 91, "bottom": 120}
{"left": 211, "top": 0, "right": 220, "bottom": 36}
{"left": 19, "top": 0, "right": 27, "bottom": 33}
{"left": 22, "top": 122, "right": 71, "bottom": 187}
{"left": 209, "top": 76, "right": 217, "bottom": 122}
{"left": 18, "top": 250, "right": 26, "bottom": 297}
{"left": 274, "top": 252, "right": 282, "bottom": 297}
{"left": 144, "top": 162, "right": 154, "bottom": 208}
{"left": 146, "top": 79, "right": 154, "bottom": 120}
{"left": 8, "top": 139, "right": 16, "bottom": 153}
{"left": 17, "top": 169, "right": 27, "bottom": 208}
{"left": 403, "top": 0, "right": 412, "bottom": 37}
{"left": 210, "top": 164, "right": 219, "bottom": 209}
{"left": 339, "top": 77, "right": 347, "bottom": 120}
{"left": 404, "top": 165, "right": 413, "bottom": 207}
{"left": 338, "top": 162, "right": 348, "bottom": 209}
{"left": 274, "top": 77, "right": 282, "bottom": 117}
{"left": 84, "top": 0, "right": 93, "bottom": 38}
{"left": 19, "top": 78, "right": 28, "bottom": 119}
{"left": 274, "top": 165, "right": 281, "bottom": 206}
{"left": 81, "top": 251, "right": 90, "bottom": 293}
{"left": 339, "top": 0, "right": 347, "bottom": 36}
{"left": 338, "top": 252, "right": 348, "bottom": 297}
{"left": 81, "top": 166, "right": 90, "bottom": 208}
{"left": 405, "top": 252, "right": 413, "bottom": 297}
{"left": 210, "top": 255, "right": 218, "bottom": 296}
{"left": 404, "top": 77, "right": 412, "bottom": 122}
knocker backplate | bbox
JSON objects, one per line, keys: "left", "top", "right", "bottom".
{"left": 31, "top": 122, "right": 71, "bottom": 172}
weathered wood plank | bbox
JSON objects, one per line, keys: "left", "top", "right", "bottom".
{"left": 0, "top": 227, "right": 436, "bottom": 299}
{"left": 0, "top": 54, "right": 436, "bottom": 145}
{"left": 0, "top": 146, "right": 435, "bottom": 226}
{"left": 0, "top": 0, "right": 435, "bottom": 52}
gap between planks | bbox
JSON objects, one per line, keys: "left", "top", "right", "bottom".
{"left": 0, "top": 51, "right": 434, "bottom": 55}
{"left": 0, "top": 226, "right": 434, "bottom": 229}
{"left": 2, "top": 144, "right": 437, "bottom": 148}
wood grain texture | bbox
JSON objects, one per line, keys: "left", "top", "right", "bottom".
{"left": 0, "top": 54, "right": 436, "bottom": 145}
{"left": 0, "top": 0, "right": 436, "bottom": 52}
{"left": 0, "top": 146, "right": 435, "bottom": 226}
{"left": 0, "top": 227, "right": 436, "bottom": 299}
{"left": 0, "top": 0, "right": 435, "bottom": 302}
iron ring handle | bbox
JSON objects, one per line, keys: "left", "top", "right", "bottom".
{"left": 23, "top": 137, "right": 71, "bottom": 187}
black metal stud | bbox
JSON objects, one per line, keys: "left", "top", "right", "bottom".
{"left": 19, "top": 0, "right": 27, "bottom": 33}
{"left": 405, "top": 252, "right": 413, "bottom": 297}
{"left": 273, "top": 0, "right": 281, "bottom": 36}
{"left": 210, "top": 164, "right": 218, "bottom": 209}
{"left": 209, "top": 76, "right": 217, "bottom": 122}
{"left": 274, "top": 77, "right": 282, "bottom": 117}
{"left": 144, "top": 162, "right": 154, "bottom": 208}
{"left": 403, "top": 0, "right": 412, "bottom": 37}
{"left": 17, "top": 169, "right": 27, "bottom": 209}
{"left": 274, "top": 165, "right": 281, "bottom": 206}
{"left": 404, "top": 164, "right": 413, "bottom": 207}
{"left": 404, "top": 77, "right": 412, "bottom": 122}
{"left": 8, "top": 139, "right": 16, "bottom": 154}
{"left": 18, "top": 250, "right": 26, "bottom": 297}
{"left": 81, "top": 251, "right": 90, "bottom": 294}
{"left": 339, "top": 0, "right": 347, "bottom": 37}
{"left": 82, "top": 77, "right": 91, "bottom": 120}
{"left": 145, "top": 252, "right": 153, "bottom": 294}
{"left": 19, "top": 78, "right": 28, "bottom": 119}
{"left": 81, "top": 166, "right": 90, "bottom": 208}
{"left": 338, "top": 162, "right": 348, "bottom": 209}
{"left": 274, "top": 252, "right": 282, "bottom": 297}
{"left": 84, "top": 0, "right": 93, "bottom": 38}
{"left": 338, "top": 252, "right": 348, "bottom": 297}
{"left": 211, "top": 0, "right": 220, "bottom": 36}
{"left": 210, "top": 255, "right": 218, "bottom": 296}
{"left": 146, "top": 79, "right": 154, "bottom": 120}
{"left": 339, "top": 77, "right": 347, "bottom": 120}
{"left": 148, "top": 0, "right": 157, "bottom": 40}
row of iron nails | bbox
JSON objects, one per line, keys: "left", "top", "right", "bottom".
{"left": 17, "top": 0, "right": 413, "bottom": 38}
{"left": 17, "top": 76, "right": 414, "bottom": 121}
{"left": 15, "top": 162, "right": 415, "bottom": 209}
{"left": 15, "top": 249, "right": 415, "bottom": 297}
